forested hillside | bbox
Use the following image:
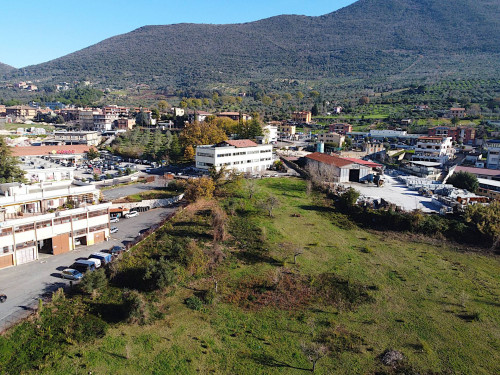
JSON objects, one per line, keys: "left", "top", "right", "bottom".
{"left": 0, "top": 62, "right": 16, "bottom": 77}
{"left": 4, "top": 0, "right": 500, "bottom": 91}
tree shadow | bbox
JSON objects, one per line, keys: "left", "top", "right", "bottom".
{"left": 299, "top": 204, "right": 332, "bottom": 213}
{"left": 234, "top": 249, "right": 280, "bottom": 266}
{"left": 249, "top": 353, "right": 311, "bottom": 371}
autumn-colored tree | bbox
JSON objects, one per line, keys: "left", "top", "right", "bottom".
{"left": 180, "top": 121, "right": 228, "bottom": 149}
{"left": 184, "top": 176, "right": 216, "bottom": 202}
{"left": 157, "top": 100, "right": 170, "bottom": 112}
{"left": 205, "top": 116, "right": 238, "bottom": 136}
{"left": 183, "top": 145, "right": 195, "bottom": 161}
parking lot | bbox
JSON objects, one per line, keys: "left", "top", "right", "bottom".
{"left": 0, "top": 207, "right": 177, "bottom": 331}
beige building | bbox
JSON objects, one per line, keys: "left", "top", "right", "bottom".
{"left": 317, "top": 132, "right": 345, "bottom": 147}
{"left": 54, "top": 131, "right": 101, "bottom": 146}
{"left": 6, "top": 106, "right": 37, "bottom": 120}
{"left": 0, "top": 181, "right": 111, "bottom": 268}
{"left": 278, "top": 123, "right": 296, "bottom": 139}
{"left": 292, "top": 111, "right": 312, "bottom": 124}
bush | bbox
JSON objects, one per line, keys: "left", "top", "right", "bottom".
{"left": 122, "top": 290, "right": 148, "bottom": 324}
{"left": 79, "top": 268, "right": 108, "bottom": 294}
{"left": 185, "top": 295, "right": 204, "bottom": 311}
{"left": 143, "top": 258, "right": 176, "bottom": 291}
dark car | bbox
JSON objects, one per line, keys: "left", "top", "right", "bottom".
{"left": 104, "top": 245, "right": 126, "bottom": 257}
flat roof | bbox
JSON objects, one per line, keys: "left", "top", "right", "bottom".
{"left": 10, "top": 145, "right": 91, "bottom": 157}
{"left": 478, "top": 178, "right": 500, "bottom": 188}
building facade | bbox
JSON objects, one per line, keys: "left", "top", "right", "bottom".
{"left": 412, "top": 137, "right": 455, "bottom": 166}
{"left": 54, "top": 131, "right": 101, "bottom": 146}
{"left": 428, "top": 126, "right": 475, "bottom": 144}
{"left": 486, "top": 140, "right": 500, "bottom": 169}
{"left": 329, "top": 123, "right": 352, "bottom": 135}
{"left": 0, "top": 181, "right": 111, "bottom": 268}
{"left": 195, "top": 140, "right": 273, "bottom": 173}
{"left": 317, "top": 132, "right": 345, "bottom": 147}
{"left": 292, "top": 111, "right": 312, "bottom": 124}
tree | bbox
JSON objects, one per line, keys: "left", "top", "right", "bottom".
{"left": 184, "top": 176, "right": 216, "bottom": 202}
{"left": 0, "top": 136, "right": 25, "bottom": 183}
{"left": 358, "top": 96, "right": 370, "bottom": 105}
{"left": 143, "top": 258, "right": 176, "bottom": 291}
{"left": 301, "top": 342, "right": 328, "bottom": 372}
{"left": 262, "top": 96, "right": 272, "bottom": 106}
{"left": 451, "top": 116, "right": 460, "bottom": 125}
{"left": 151, "top": 108, "right": 160, "bottom": 122}
{"left": 168, "top": 134, "right": 183, "bottom": 162}
{"left": 157, "top": 100, "right": 170, "bottom": 112}
{"left": 86, "top": 147, "right": 99, "bottom": 161}
{"left": 465, "top": 200, "right": 500, "bottom": 250}
{"left": 338, "top": 187, "right": 360, "bottom": 209}
{"left": 447, "top": 171, "right": 479, "bottom": 192}
{"left": 135, "top": 110, "right": 150, "bottom": 127}
{"left": 183, "top": 145, "right": 195, "bottom": 161}
{"left": 79, "top": 268, "right": 107, "bottom": 295}
{"left": 259, "top": 194, "right": 280, "bottom": 217}
{"left": 311, "top": 103, "right": 319, "bottom": 116}
{"left": 180, "top": 121, "right": 227, "bottom": 149}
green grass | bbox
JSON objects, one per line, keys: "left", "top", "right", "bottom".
{"left": 5, "top": 178, "right": 500, "bottom": 375}
{"left": 2, "top": 123, "right": 55, "bottom": 131}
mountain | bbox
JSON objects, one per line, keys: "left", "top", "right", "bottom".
{"left": 6, "top": 0, "right": 500, "bottom": 91}
{"left": 0, "top": 62, "right": 16, "bottom": 76}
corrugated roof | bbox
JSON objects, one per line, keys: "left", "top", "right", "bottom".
{"left": 305, "top": 152, "right": 353, "bottom": 167}
{"left": 455, "top": 166, "right": 500, "bottom": 177}
{"left": 342, "top": 158, "right": 382, "bottom": 168}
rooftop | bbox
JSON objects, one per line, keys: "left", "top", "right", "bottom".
{"left": 305, "top": 152, "right": 353, "bottom": 168}
{"left": 9, "top": 145, "right": 91, "bottom": 157}
{"left": 220, "top": 140, "right": 258, "bottom": 148}
{"left": 455, "top": 166, "right": 500, "bottom": 177}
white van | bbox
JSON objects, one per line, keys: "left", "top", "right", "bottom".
{"left": 86, "top": 257, "right": 101, "bottom": 268}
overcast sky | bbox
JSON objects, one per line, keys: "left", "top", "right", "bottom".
{"left": 0, "top": 0, "right": 356, "bottom": 68}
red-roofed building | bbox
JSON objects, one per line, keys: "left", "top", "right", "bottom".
{"left": 196, "top": 139, "right": 273, "bottom": 173}
{"left": 304, "top": 152, "right": 372, "bottom": 183}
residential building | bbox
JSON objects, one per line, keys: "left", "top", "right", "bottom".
{"left": 477, "top": 178, "right": 500, "bottom": 200}
{"left": 103, "top": 105, "right": 129, "bottom": 117}
{"left": 428, "top": 126, "right": 475, "bottom": 144}
{"left": 449, "top": 107, "right": 466, "bottom": 118}
{"left": 257, "top": 124, "right": 278, "bottom": 144}
{"left": 291, "top": 111, "right": 312, "bottom": 124}
{"left": 195, "top": 140, "right": 273, "bottom": 173}
{"left": 369, "top": 129, "right": 408, "bottom": 139}
{"left": 24, "top": 168, "right": 75, "bottom": 183}
{"left": 278, "top": 124, "right": 296, "bottom": 139}
{"left": 171, "top": 107, "right": 185, "bottom": 117}
{"left": 332, "top": 106, "right": 343, "bottom": 114}
{"left": 412, "top": 137, "right": 455, "bottom": 166}
{"left": 187, "top": 110, "right": 212, "bottom": 123}
{"left": 93, "top": 111, "right": 118, "bottom": 132}
{"left": 317, "top": 132, "right": 345, "bottom": 148}
{"left": 329, "top": 123, "right": 352, "bottom": 135}
{"left": 6, "top": 106, "right": 37, "bottom": 120}
{"left": 304, "top": 152, "right": 372, "bottom": 183}
{"left": 79, "top": 109, "right": 97, "bottom": 130}
{"left": 0, "top": 181, "right": 111, "bottom": 268}
{"left": 54, "top": 131, "right": 101, "bottom": 146}
{"left": 43, "top": 101, "right": 66, "bottom": 110}
{"left": 486, "top": 140, "right": 500, "bottom": 169}
{"left": 115, "top": 118, "right": 135, "bottom": 130}
{"left": 216, "top": 112, "right": 252, "bottom": 121}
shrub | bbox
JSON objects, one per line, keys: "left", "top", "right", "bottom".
{"left": 143, "top": 258, "right": 176, "bottom": 291}
{"left": 122, "top": 290, "right": 148, "bottom": 324}
{"left": 79, "top": 268, "right": 108, "bottom": 294}
{"left": 185, "top": 295, "right": 204, "bottom": 311}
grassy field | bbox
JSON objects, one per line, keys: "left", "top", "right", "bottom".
{"left": 3, "top": 178, "right": 499, "bottom": 375}
{"left": 1, "top": 123, "right": 55, "bottom": 131}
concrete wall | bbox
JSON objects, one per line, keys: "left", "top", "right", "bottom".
{"left": 111, "top": 194, "right": 184, "bottom": 211}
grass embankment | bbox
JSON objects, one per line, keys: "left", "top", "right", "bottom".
{"left": 118, "top": 189, "right": 179, "bottom": 203}
{"left": 1, "top": 178, "right": 499, "bottom": 374}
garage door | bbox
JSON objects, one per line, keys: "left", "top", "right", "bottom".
{"left": 16, "top": 247, "right": 36, "bottom": 265}
{"left": 0, "top": 254, "right": 14, "bottom": 269}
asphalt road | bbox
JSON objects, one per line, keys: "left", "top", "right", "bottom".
{"left": 0, "top": 207, "right": 177, "bottom": 331}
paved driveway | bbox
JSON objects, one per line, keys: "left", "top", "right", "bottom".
{"left": 0, "top": 207, "right": 176, "bottom": 331}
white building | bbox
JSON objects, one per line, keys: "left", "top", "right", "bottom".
{"left": 54, "top": 131, "right": 101, "bottom": 146}
{"left": 0, "top": 181, "right": 111, "bottom": 269}
{"left": 24, "top": 168, "right": 75, "bottom": 183}
{"left": 369, "top": 130, "right": 408, "bottom": 138}
{"left": 486, "top": 140, "right": 500, "bottom": 169}
{"left": 195, "top": 140, "right": 273, "bottom": 173}
{"left": 317, "top": 132, "right": 345, "bottom": 147}
{"left": 258, "top": 125, "right": 278, "bottom": 144}
{"left": 412, "top": 136, "right": 455, "bottom": 166}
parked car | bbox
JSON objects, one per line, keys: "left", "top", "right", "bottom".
{"left": 124, "top": 211, "right": 138, "bottom": 218}
{"left": 110, "top": 216, "right": 119, "bottom": 223}
{"left": 87, "top": 257, "right": 102, "bottom": 268}
{"left": 61, "top": 268, "right": 83, "bottom": 280}
{"left": 89, "top": 252, "right": 112, "bottom": 265}
{"left": 110, "top": 226, "right": 118, "bottom": 234}
{"left": 71, "top": 260, "right": 96, "bottom": 273}
{"left": 105, "top": 245, "right": 126, "bottom": 257}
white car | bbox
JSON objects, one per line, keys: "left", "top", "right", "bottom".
{"left": 110, "top": 226, "right": 118, "bottom": 234}
{"left": 87, "top": 257, "right": 101, "bottom": 268}
{"left": 110, "top": 217, "right": 119, "bottom": 223}
{"left": 125, "top": 211, "right": 138, "bottom": 218}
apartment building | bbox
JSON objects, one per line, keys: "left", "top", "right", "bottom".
{"left": 195, "top": 140, "right": 273, "bottom": 173}
{"left": 328, "top": 123, "right": 352, "bottom": 135}
{"left": 292, "top": 111, "right": 312, "bottom": 124}
{"left": 216, "top": 112, "right": 252, "bottom": 121}
{"left": 278, "top": 123, "right": 296, "bottom": 139}
{"left": 0, "top": 181, "right": 111, "bottom": 268}
{"left": 103, "top": 105, "right": 129, "bottom": 117}
{"left": 317, "top": 132, "right": 345, "bottom": 147}
{"left": 412, "top": 137, "right": 455, "bottom": 166}
{"left": 6, "top": 105, "right": 37, "bottom": 120}
{"left": 486, "top": 140, "right": 500, "bottom": 169}
{"left": 428, "top": 126, "right": 475, "bottom": 145}
{"left": 257, "top": 124, "right": 278, "bottom": 144}
{"left": 115, "top": 118, "right": 135, "bottom": 130}
{"left": 449, "top": 107, "right": 466, "bottom": 118}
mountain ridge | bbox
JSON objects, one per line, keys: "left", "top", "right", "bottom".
{"left": 5, "top": 0, "right": 500, "bottom": 90}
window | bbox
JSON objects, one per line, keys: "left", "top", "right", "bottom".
{"left": 89, "top": 224, "right": 108, "bottom": 232}
{"left": 0, "top": 228, "right": 12, "bottom": 237}
{"left": 88, "top": 209, "right": 108, "bottom": 218}
{"left": 14, "top": 223, "right": 35, "bottom": 233}
{"left": 72, "top": 213, "right": 87, "bottom": 221}
{"left": 2, "top": 245, "right": 13, "bottom": 254}
{"left": 36, "top": 220, "right": 52, "bottom": 229}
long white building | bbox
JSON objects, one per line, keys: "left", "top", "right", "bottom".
{"left": 195, "top": 140, "right": 273, "bottom": 173}
{"left": 0, "top": 181, "right": 111, "bottom": 269}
